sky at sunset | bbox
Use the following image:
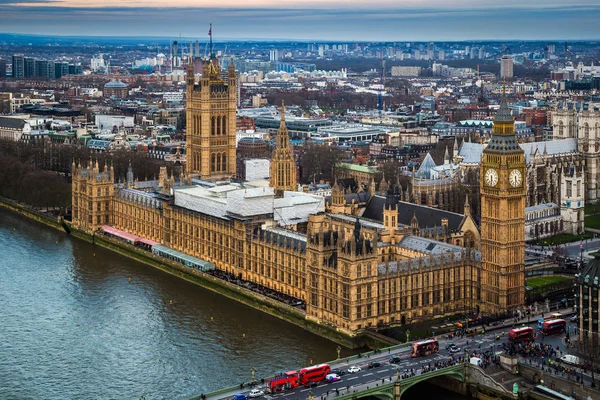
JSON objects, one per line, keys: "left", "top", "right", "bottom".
{"left": 1, "top": 0, "right": 599, "bottom": 40}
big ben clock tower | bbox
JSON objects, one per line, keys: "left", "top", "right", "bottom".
{"left": 480, "top": 92, "right": 526, "bottom": 316}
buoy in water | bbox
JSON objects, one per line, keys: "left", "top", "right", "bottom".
{"left": 169, "top": 300, "right": 173, "bottom": 305}
{"left": 242, "top": 333, "right": 246, "bottom": 338}
{"left": 128, "top": 277, "right": 131, "bottom": 282}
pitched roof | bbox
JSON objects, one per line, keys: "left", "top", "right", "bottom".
{"left": 0, "top": 116, "right": 26, "bottom": 129}
{"left": 362, "top": 196, "right": 464, "bottom": 231}
{"left": 415, "top": 152, "right": 437, "bottom": 179}
{"left": 458, "top": 138, "right": 578, "bottom": 165}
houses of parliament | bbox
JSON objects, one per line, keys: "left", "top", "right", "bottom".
{"left": 71, "top": 58, "right": 525, "bottom": 335}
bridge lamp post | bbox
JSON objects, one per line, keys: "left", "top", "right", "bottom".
{"left": 337, "top": 346, "right": 341, "bottom": 359}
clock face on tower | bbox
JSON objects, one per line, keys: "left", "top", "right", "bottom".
{"left": 509, "top": 169, "right": 523, "bottom": 187}
{"left": 485, "top": 168, "right": 499, "bottom": 187}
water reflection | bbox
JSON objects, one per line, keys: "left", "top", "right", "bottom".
{"left": 0, "top": 209, "right": 349, "bottom": 399}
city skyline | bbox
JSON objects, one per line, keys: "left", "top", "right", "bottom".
{"left": 0, "top": 1, "right": 599, "bottom": 40}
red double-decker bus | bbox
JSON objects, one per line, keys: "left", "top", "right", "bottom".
{"left": 299, "top": 364, "right": 331, "bottom": 386}
{"left": 542, "top": 319, "right": 566, "bottom": 336}
{"left": 266, "top": 371, "right": 299, "bottom": 393}
{"left": 411, "top": 339, "right": 439, "bottom": 358}
{"left": 508, "top": 327, "right": 535, "bottom": 343}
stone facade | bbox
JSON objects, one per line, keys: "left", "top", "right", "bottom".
{"left": 186, "top": 57, "right": 237, "bottom": 180}
{"left": 479, "top": 95, "right": 526, "bottom": 315}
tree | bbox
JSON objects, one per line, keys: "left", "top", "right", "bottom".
{"left": 298, "top": 143, "right": 345, "bottom": 184}
{"left": 578, "top": 330, "right": 600, "bottom": 388}
{"left": 381, "top": 160, "right": 400, "bottom": 186}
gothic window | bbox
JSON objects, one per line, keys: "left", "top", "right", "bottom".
{"left": 577, "top": 181, "right": 581, "bottom": 197}
{"left": 211, "top": 116, "right": 216, "bottom": 136}
{"left": 216, "top": 153, "right": 221, "bottom": 172}
{"left": 567, "top": 181, "right": 572, "bottom": 197}
{"left": 221, "top": 116, "right": 226, "bottom": 136}
{"left": 211, "top": 153, "right": 216, "bottom": 172}
{"left": 216, "top": 116, "right": 221, "bottom": 135}
{"left": 558, "top": 121, "right": 564, "bottom": 137}
{"left": 585, "top": 123, "right": 590, "bottom": 141}
{"left": 221, "top": 152, "right": 227, "bottom": 172}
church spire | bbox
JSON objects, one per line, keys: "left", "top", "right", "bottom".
{"left": 270, "top": 100, "right": 297, "bottom": 197}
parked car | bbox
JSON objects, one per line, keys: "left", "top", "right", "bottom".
{"left": 368, "top": 361, "right": 381, "bottom": 369}
{"left": 326, "top": 373, "right": 341, "bottom": 383}
{"left": 248, "top": 390, "right": 264, "bottom": 398}
{"left": 347, "top": 365, "right": 361, "bottom": 374}
{"left": 330, "top": 369, "right": 346, "bottom": 376}
{"left": 307, "top": 381, "right": 319, "bottom": 388}
{"left": 389, "top": 356, "right": 401, "bottom": 364}
{"left": 234, "top": 394, "right": 248, "bottom": 400}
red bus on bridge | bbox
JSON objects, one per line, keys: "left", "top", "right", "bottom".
{"left": 299, "top": 364, "right": 331, "bottom": 386}
{"left": 411, "top": 339, "right": 439, "bottom": 358}
{"left": 508, "top": 327, "right": 534, "bottom": 343}
{"left": 541, "top": 319, "right": 566, "bottom": 336}
{"left": 266, "top": 371, "right": 299, "bottom": 393}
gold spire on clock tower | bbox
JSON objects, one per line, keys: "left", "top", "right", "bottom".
{"left": 479, "top": 89, "right": 526, "bottom": 315}
{"left": 270, "top": 101, "right": 297, "bottom": 197}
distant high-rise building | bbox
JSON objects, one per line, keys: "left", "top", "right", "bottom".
{"left": 438, "top": 50, "right": 445, "bottom": 60}
{"left": 547, "top": 43, "right": 555, "bottom": 54}
{"left": 35, "top": 60, "right": 54, "bottom": 79}
{"left": 500, "top": 55, "right": 514, "bottom": 78}
{"left": 69, "top": 64, "right": 83, "bottom": 75}
{"left": 55, "top": 61, "right": 69, "bottom": 79}
{"left": 0, "top": 59, "right": 6, "bottom": 78}
{"left": 24, "top": 57, "right": 35, "bottom": 78}
{"left": 465, "top": 46, "right": 471, "bottom": 56}
{"left": 478, "top": 47, "right": 485, "bottom": 60}
{"left": 269, "top": 49, "right": 279, "bottom": 62}
{"left": 12, "top": 54, "right": 24, "bottom": 79}
{"left": 470, "top": 47, "right": 477, "bottom": 59}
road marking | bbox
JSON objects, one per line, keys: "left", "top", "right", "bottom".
{"left": 300, "top": 389, "right": 310, "bottom": 392}
{"left": 347, "top": 377, "right": 359, "bottom": 380}
{"left": 363, "top": 373, "right": 373, "bottom": 377}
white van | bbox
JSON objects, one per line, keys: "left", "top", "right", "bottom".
{"left": 559, "top": 354, "right": 580, "bottom": 366}
{"left": 470, "top": 357, "right": 482, "bottom": 366}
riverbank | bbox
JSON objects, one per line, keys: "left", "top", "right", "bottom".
{"left": 0, "top": 199, "right": 391, "bottom": 350}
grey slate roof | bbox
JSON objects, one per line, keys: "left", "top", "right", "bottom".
{"left": 0, "top": 116, "right": 26, "bottom": 129}
{"left": 362, "top": 196, "right": 465, "bottom": 231}
{"left": 458, "top": 138, "right": 578, "bottom": 165}
{"left": 579, "top": 254, "right": 600, "bottom": 288}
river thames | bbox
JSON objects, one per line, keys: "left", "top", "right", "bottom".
{"left": 0, "top": 208, "right": 466, "bottom": 400}
{"left": 0, "top": 209, "right": 346, "bottom": 399}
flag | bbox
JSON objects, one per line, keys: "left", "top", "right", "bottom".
{"left": 208, "top": 26, "right": 212, "bottom": 36}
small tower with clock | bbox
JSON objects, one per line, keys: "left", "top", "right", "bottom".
{"left": 479, "top": 92, "right": 526, "bottom": 316}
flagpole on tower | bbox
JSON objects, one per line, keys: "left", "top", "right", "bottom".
{"left": 209, "top": 23, "right": 213, "bottom": 58}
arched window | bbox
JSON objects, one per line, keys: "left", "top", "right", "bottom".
{"left": 558, "top": 120, "right": 564, "bottom": 137}
{"left": 216, "top": 116, "right": 221, "bottom": 135}
{"left": 221, "top": 152, "right": 227, "bottom": 172}
{"left": 222, "top": 116, "right": 226, "bottom": 136}
{"left": 216, "top": 153, "right": 222, "bottom": 172}
{"left": 211, "top": 153, "right": 216, "bottom": 172}
{"left": 211, "top": 117, "right": 216, "bottom": 136}
{"left": 585, "top": 123, "right": 590, "bottom": 141}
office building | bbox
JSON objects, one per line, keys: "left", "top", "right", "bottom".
{"left": 500, "top": 55, "right": 514, "bottom": 78}
{"left": 269, "top": 49, "right": 279, "bottom": 62}
{"left": 12, "top": 54, "right": 24, "bottom": 79}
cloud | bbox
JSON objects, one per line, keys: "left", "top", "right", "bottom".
{"left": 0, "top": 3, "right": 599, "bottom": 40}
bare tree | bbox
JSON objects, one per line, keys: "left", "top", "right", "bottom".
{"left": 577, "top": 330, "right": 600, "bottom": 388}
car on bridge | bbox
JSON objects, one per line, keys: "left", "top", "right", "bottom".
{"left": 248, "top": 389, "right": 264, "bottom": 398}
{"left": 448, "top": 346, "right": 461, "bottom": 354}
{"left": 330, "top": 369, "right": 346, "bottom": 376}
{"left": 347, "top": 366, "right": 361, "bottom": 374}
{"left": 368, "top": 361, "right": 381, "bottom": 369}
{"left": 326, "top": 374, "right": 341, "bottom": 383}
{"left": 389, "top": 356, "right": 401, "bottom": 364}
{"left": 234, "top": 394, "right": 248, "bottom": 400}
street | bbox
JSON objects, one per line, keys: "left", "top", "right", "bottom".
{"left": 208, "top": 310, "right": 597, "bottom": 400}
